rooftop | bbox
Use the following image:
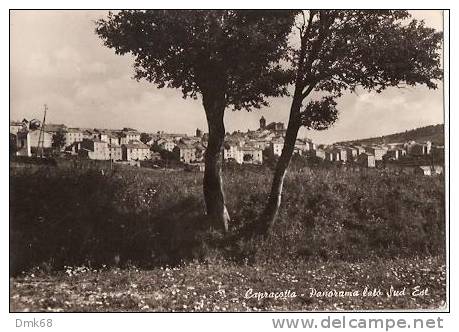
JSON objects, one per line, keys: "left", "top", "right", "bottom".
{"left": 240, "top": 146, "right": 262, "bottom": 151}
{"left": 66, "top": 127, "right": 83, "bottom": 133}
{"left": 176, "top": 143, "right": 195, "bottom": 150}
{"left": 43, "top": 123, "right": 67, "bottom": 132}
{"left": 123, "top": 141, "right": 149, "bottom": 149}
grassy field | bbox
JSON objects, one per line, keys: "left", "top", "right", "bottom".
{"left": 9, "top": 161, "right": 447, "bottom": 311}
{"left": 10, "top": 257, "right": 446, "bottom": 312}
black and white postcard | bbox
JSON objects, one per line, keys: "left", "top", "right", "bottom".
{"left": 7, "top": 5, "right": 453, "bottom": 332}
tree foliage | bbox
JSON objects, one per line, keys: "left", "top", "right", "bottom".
{"left": 10, "top": 133, "right": 17, "bottom": 155}
{"left": 140, "top": 132, "right": 152, "bottom": 144}
{"left": 292, "top": 10, "right": 442, "bottom": 105}
{"left": 260, "top": 10, "right": 443, "bottom": 233}
{"left": 29, "top": 119, "right": 41, "bottom": 130}
{"left": 96, "top": 10, "right": 298, "bottom": 232}
{"left": 300, "top": 97, "right": 338, "bottom": 130}
{"left": 95, "top": 10, "right": 296, "bottom": 110}
{"left": 51, "top": 130, "right": 66, "bottom": 150}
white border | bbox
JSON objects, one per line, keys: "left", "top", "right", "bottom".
{"left": 3, "top": 2, "right": 455, "bottom": 332}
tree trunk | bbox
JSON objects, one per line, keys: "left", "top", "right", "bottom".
{"left": 258, "top": 97, "right": 302, "bottom": 235}
{"left": 202, "top": 89, "right": 230, "bottom": 233}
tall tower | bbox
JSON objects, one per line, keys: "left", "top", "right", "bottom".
{"left": 259, "top": 116, "right": 266, "bottom": 130}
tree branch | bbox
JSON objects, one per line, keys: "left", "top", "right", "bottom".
{"left": 301, "top": 83, "right": 316, "bottom": 99}
{"left": 295, "top": 10, "right": 316, "bottom": 89}
{"left": 302, "top": 11, "right": 335, "bottom": 85}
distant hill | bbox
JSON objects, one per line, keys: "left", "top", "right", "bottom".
{"left": 337, "top": 124, "right": 444, "bottom": 146}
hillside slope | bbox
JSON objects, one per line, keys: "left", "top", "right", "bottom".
{"left": 337, "top": 124, "right": 444, "bottom": 146}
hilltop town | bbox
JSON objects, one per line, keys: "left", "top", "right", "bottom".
{"left": 10, "top": 116, "right": 444, "bottom": 175}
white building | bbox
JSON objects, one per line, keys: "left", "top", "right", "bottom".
{"left": 224, "top": 142, "right": 241, "bottom": 162}
{"left": 10, "top": 121, "right": 25, "bottom": 134}
{"left": 365, "top": 146, "right": 387, "bottom": 161}
{"left": 173, "top": 143, "right": 196, "bottom": 164}
{"left": 119, "top": 130, "right": 141, "bottom": 145}
{"left": 16, "top": 130, "right": 31, "bottom": 157}
{"left": 109, "top": 144, "right": 122, "bottom": 161}
{"left": 156, "top": 138, "right": 176, "bottom": 152}
{"left": 65, "top": 128, "right": 85, "bottom": 146}
{"left": 271, "top": 138, "right": 284, "bottom": 156}
{"left": 29, "top": 129, "right": 53, "bottom": 148}
{"left": 79, "top": 138, "right": 110, "bottom": 160}
{"left": 122, "top": 141, "right": 151, "bottom": 161}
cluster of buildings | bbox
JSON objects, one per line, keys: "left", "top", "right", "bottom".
{"left": 10, "top": 116, "right": 314, "bottom": 166}
{"left": 11, "top": 119, "right": 151, "bottom": 163}
{"left": 220, "top": 116, "right": 314, "bottom": 165}
{"left": 313, "top": 138, "right": 444, "bottom": 175}
{"left": 315, "top": 140, "right": 443, "bottom": 166}
{"left": 10, "top": 116, "right": 444, "bottom": 175}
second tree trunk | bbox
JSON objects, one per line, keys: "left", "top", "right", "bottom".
{"left": 259, "top": 99, "right": 302, "bottom": 235}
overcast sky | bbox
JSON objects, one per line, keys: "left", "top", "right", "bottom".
{"left": 10, "top": 10, "right": 444, "bottom": 144}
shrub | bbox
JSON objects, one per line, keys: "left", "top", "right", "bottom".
{"left": 9, "top": 163, "right": 445, "bottom": 274}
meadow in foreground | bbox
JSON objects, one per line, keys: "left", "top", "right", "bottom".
{"left": 9, "top": 161, "right": 446, "bottom": 311}
{"left": 11, "top": 257, "right": 446, "bottom": 312}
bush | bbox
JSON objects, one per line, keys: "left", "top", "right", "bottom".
{"left": 9, "top": 163, "right": 445, "bottom": 275}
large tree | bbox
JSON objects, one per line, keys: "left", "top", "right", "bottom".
{"left": 95, "top": 10, "right": 296, "bottom": 232}
{"left": 51, "top": 129, "right": 66, "bottom": 151}
{"left": 140, "top": 132, "right": 152, "bottom": 144}
{"left": 258, "top": 10, "right": 443, "bottom": 234}
{"left": 9, "top": 133, "right": 17, "bottom": 156}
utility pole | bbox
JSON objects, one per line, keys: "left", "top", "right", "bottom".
{"left": 37, "top": 104, "right": 47, "bottom": 158}
{"left": 109, "top": 144, "right": 113, "bottom": 171}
